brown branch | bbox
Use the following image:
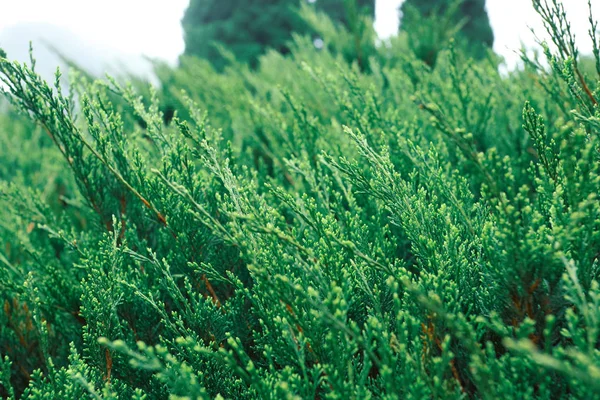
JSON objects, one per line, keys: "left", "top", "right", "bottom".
{"left": 575, "top": 68, "right": 598, "bottom": 106}
{"left": 201, "top": 274, "right": 221, "bottom": 307}
{"left": 103, "top": 348, "right": 113, "bottom": 383}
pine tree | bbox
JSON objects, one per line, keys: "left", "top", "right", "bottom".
{"left": 181, "top": 0, "right": 301, "bottom": 69}
{"left": 314, "top": 0, "right": 375, "bottom": 27}
{"left": 400, "top": 0, "right": 494, "bottom": 65}
{"left": 182, "top": 0, "right": 375, "bottom": 69}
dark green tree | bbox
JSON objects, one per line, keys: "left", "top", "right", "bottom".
{"left": 182, "top": 0, "right": 303, "bottom": 69}
{"left": 182, "top": 0, "right": 375, "bottom": 70}
{"left": 400, "top": 0, "right": 494, "bottom": 65}
{"left": 314, "top": 0, "right": 375, "bottom": 27}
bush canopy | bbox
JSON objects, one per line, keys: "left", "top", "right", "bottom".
{"left": 0, "top": 0, "right": 600, "bottom": 398}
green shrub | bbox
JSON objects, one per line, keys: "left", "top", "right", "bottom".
{"left": 0, "top": 1, "right": 599, "bottom": 398}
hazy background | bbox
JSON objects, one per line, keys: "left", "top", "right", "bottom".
{"left": 0, "top": 0, "right": 598, "bottom": 81}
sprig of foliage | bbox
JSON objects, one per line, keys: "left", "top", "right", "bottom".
{"left": 1, "top": 1, "right": 600, "bottom": 398}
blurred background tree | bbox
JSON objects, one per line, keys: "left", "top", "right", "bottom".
{"left": 399, "top": 0, "right": 494, "bottom": 66}
{"left": 312, "top": 0, "right": 374, "bottom": 27}
{"left": 181, "top": 0, "right": 375, "bottom": 70}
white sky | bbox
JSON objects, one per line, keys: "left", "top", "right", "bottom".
{"left": 0, "top": 0, "right": 599, "bottom": 71}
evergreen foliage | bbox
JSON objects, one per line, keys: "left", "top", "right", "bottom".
{"left": 1, "top": 0, "right": 600, "bottom": 398}
{"left": 312, "top": 0, "right": 375, "bottom": 28}
{"left": 400, "top": 0, "right": 494, "bottom": 65}
{"left": 182, "top": 0, "right": 375, "bottom": 69}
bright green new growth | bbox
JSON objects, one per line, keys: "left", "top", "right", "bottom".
{"left": 1, "top": 0, "right": 600, "bottom": 398}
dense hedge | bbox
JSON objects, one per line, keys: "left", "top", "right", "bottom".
{"left": 1, "top": 1, "right": 600, "bottom": 398}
